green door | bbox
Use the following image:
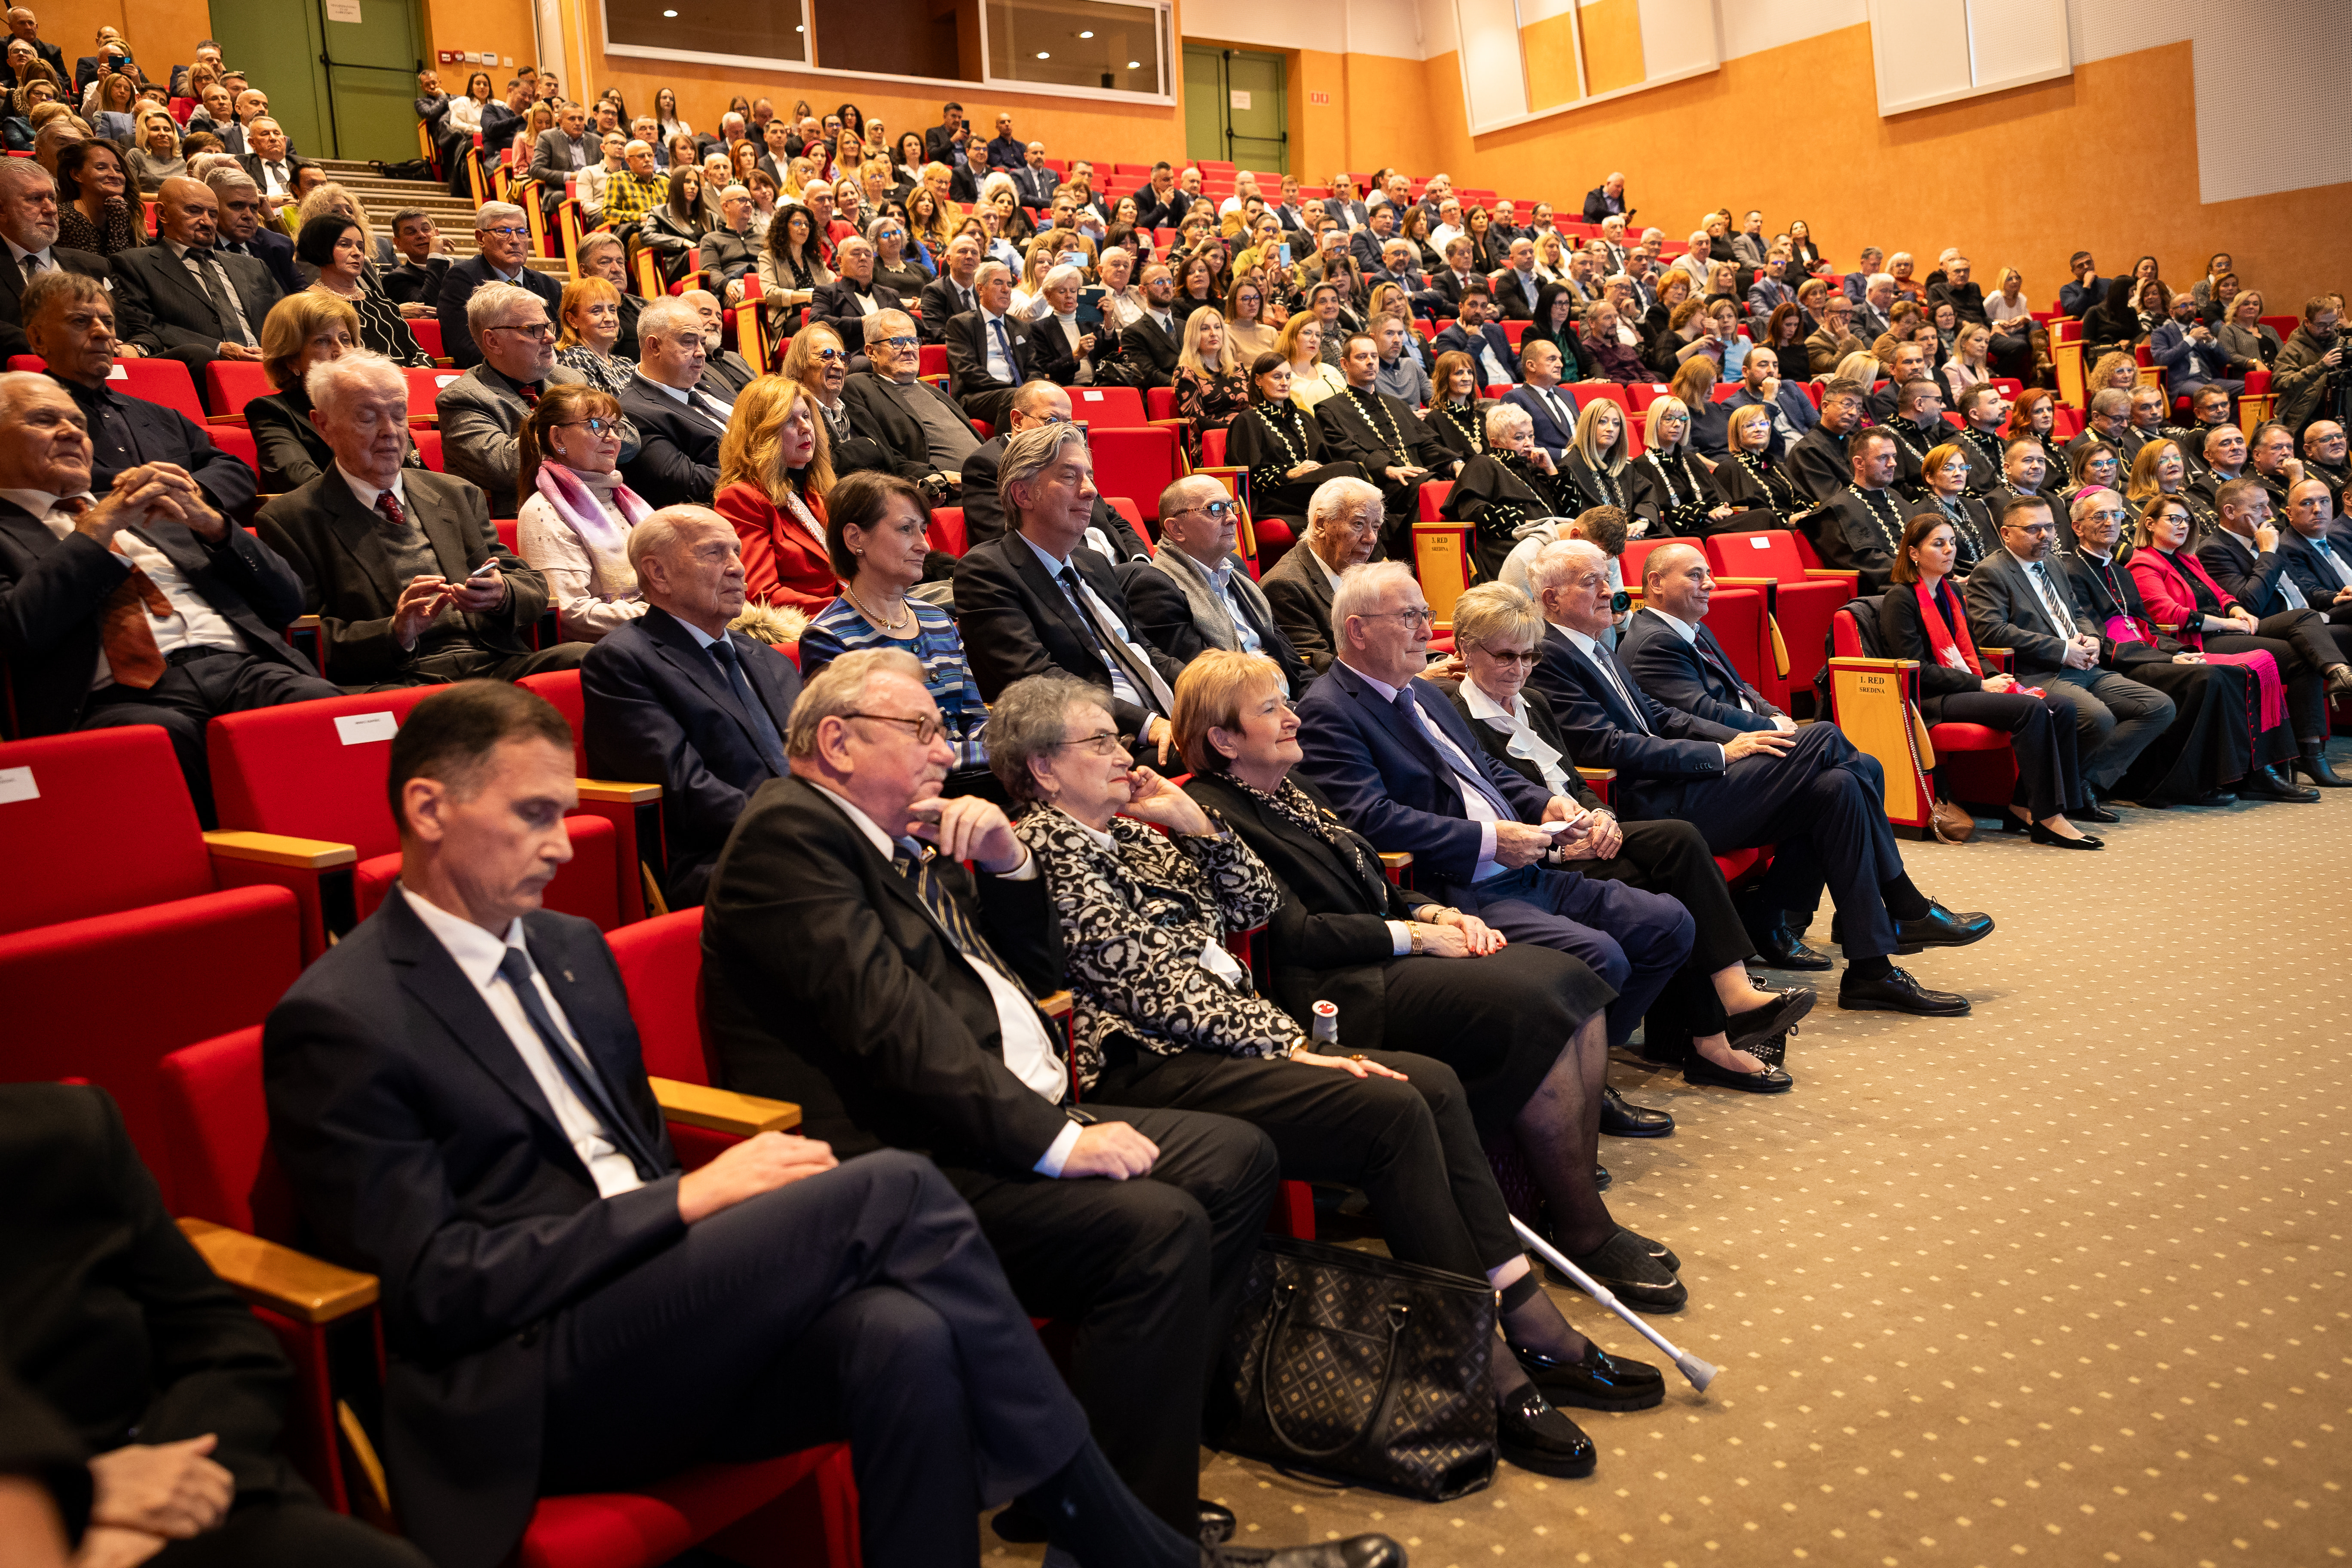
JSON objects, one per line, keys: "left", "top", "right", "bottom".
{"left": 212, "top": 0, "right": 424, "bottom": 162}
{"left": 1181, "top": 44, "right": 1287, "bottom": 174}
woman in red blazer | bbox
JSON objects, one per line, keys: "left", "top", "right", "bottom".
{"left": 2127, "top": 490, "right": 2306, "bottom": 744}
{"left": 714, "top": 377, "right": 840, "bottom": 611}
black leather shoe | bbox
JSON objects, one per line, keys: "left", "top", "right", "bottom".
{"left": 1598, "top": 1085, "right": 1675, "bottom": 1138}
{"left": 2294, "top": 750, "right": 2351, "bottom": 787}
{"left": 2027, "top": 821, "right": 2103, "bottom": 849}
{"left": 1210, "top": 1532, "right": 1410, "bottom": 1566}
{"left": 1746, "top": 910, "right": 1833, "bottom": 970}
{"left": 2327, "top": 665, "right": 2352, "bottom": 698}
{"left": 1893, "top": 901, "right": 1994, "bottom": 952}
{"left": 1563, "top": 1230, "right": 1688, "bottom": 1311}
{"left": 1620, "top": 1226, "right": 1679, "bottom": 1271}
{"left": 1513, "top": 1339, "right": 1666, "bottom": 1412}
{"left": 1593, "top": 1163, "right": 1611, "bottom": 1192}
{"left": 1839, "top": 965, "right": 1971, "bottom": 1016}
{"left": 1683, "top": 1053, "right": 1795, "bottom": 1093}
{"left": 2236, "top": 765, "right": 2319, "bottom": 802}
{"left": 2073, "top": 801, "right": 2121, "bottom": 823}
{"left": 2190, "top": 786, "right": 2235, "bottom": 805}
{"left": 1200, "top": 1501, "right": 1237, "bottom": 1547}
{"left": 1494, "top": 1385, "right": 1598, "bottom": 1477}
{"left": 1724, "top": 986, "right": 1815, "bottom": 1047}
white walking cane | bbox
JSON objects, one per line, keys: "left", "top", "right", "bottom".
{"left": 1510, "top": 1216, "right": 1718, "bottom": 1393}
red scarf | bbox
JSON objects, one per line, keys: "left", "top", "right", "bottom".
{"left": 1914, "top": 578, "right": 1980, "bottom": 677}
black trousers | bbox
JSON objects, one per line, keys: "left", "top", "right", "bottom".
{"left": 1933, "top": 688, "right": 2085, "bottom": 821}
{"left": 1090, "top": 1045, "right": 1517, "bottom": 1283}
{"left": 1644, "top": 722, "right": 1905, "bottom": 960}
{"left": 2111, "top": 658, "right": 2273, "bottom": 800}
{"left": 2034, "top": 665, "right": 2175, "bottom": 790}
{"left": 385, "top": 640, "right": 592, "bottom": 688}
{"left": 537, "top": 1150, "right": 1088, "bottom": 1568}
{"left": 946, "top": 1103, "right": 1277, "bottom": 1533}
{"left": 1579, "top": 816, "right": 1755, "bottom": 1041}
{"left": 80, "top": 647, "right": 341, "bottom": 827}
{"left": 1375, "top": 476, "right": 1433, "bottom": 564}
{"left": 150, "top": 1497, "right": 428, "bottom": 1567}
{"left": 960, "top": 383, "right": 1019, "bottom": 432}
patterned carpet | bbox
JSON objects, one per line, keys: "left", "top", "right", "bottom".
{"left": 983, "top": 742, "right": 2352, "bottom": 1568}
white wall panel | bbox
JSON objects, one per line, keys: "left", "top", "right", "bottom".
{"left": 1717, "top": 0, "right": 1863, "bottom": 63}
{"left": 1635, "top": 0, "right": 1719, "bottom": 80}
{"left": 1453, "top": 0, "right": 1529, "bottom": 129}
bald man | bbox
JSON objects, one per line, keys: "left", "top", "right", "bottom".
{"left": 108, "top": 176, "right": 282, "bottom": 371}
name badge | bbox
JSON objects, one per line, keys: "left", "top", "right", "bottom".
{"left": 335, "top": 711, "right": 399, "bottom": 745}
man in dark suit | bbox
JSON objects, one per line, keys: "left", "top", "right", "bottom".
{"left": 1011, "top": 141, "right": 1058, "bottom": 207}
{"left": 106, "top": 178, "right": 279, "bottom": 375}
{"left": 522, "top": 101, "right": 597, "bottom": 217}
{"left": 6, "top": 9, "right": 64, "bottom": 83}
{"left": 1581, "top": 172, "right": 1629, "bottom": 226}
{"left": 1317, "top": 331, "right": 1458, "bottom": 562}
{"left": 942, "top": 260, "right": 1031, "bottom": 430}
{"left": 808, "top": 235, "right": 904, "bottom": 354}
{"left": 1118, "top": 475, "right": 1309, "bottom": 691}
{"left": 436, "top": 202, "right": 564, "bottom": 369}
{"left": 1492, "top": 239, "right": 1546, "bottom": 322}
{"left": 1114, "top": 263, "right": 1182, "bottom": 391}
{"left": 922, "top": 100, "right": 967, "bottom": 164}
{"left": 918, "top": 234, "right": 983, "bottom": 345}
{"left": 1348, "top": 202, "right": 1397, "bottom": 275}
{"left": 0, "top": 1084, "right": 431, "bottom": 1568}
{"left": 1619, "top": 545, "right": 1799, "bottom": 735}
{"left": 234, "top": 118, "right": 308, "bottom": 210}
{"left": 700, "top": 652, "right": 1352, "bottom": 1551}
{"left": 1718, "top": 347, "right": 1817, "bottom": 461}
{"left": 679, "top": 288, "right": 758, "bottom": 399}
{"left": 265, "top": 680, "right": 1271, "bottom": 1568}
{"left": 1259, "top": 477, "right": 1380, "bottom": 673}
{"left": 1964, "top": 492, "right": 2183, "bottom": 801}
{"left": 956, "top": 381, "right": 1149, "bottom": 560}
{"left": 2278, "top": 477, "right": 2352, "bottom": 624}
{"left": 1322, "top": 174, "right": 1369, "bottom": 232}
{"left": 0, "top": 370, "right": 334, "bottom": 821}
{"left": 1430, "top": 287, "right": 1520, "bottom": 386}
{"left": 381, "top": 208, "right": 453, "bottom": 310}
{"left": 947, "top": 141, "right": 992, "bottom": 205}
{"left": 1132, "top": 162, "right": 1188, "bottom": 232}
{"left": 2193, "top": 477, "right": 2352, "bottom": 787}
{"left": 581, "top": 507, "right": 801, "bottom": 907}
{"left": 619, "top": 299, "right": 730, "bottom": 508}
{"left": 202, "top": 168, "right": 302, "bottom": 300}
{"left": 257, "top": 356, "right": 588, "bottom": 687}
{"left": 1289, "top": 558, "right": 1696, "bottom": 1063}
{"left": 23, "top": 272, "right": 254, "bottom": 517}
{"left": 953, "top": 423, "right": 1185, "bottom": 756}
{"left": 1524, "top": 538, "right": 1990, "bottom": 1017}
{"left": 841, "top": 313, "right": 985, "bottom": 493}
{"left": 0, "top": 159, "right": 107, "bottom": 361}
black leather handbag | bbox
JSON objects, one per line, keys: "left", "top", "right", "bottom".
{"left": 1215, "top": 1235, "right": 1497, "bottom": 1500}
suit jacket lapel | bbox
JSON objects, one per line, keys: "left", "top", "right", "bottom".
{"left": 1551, "top": 624, "right": 1630, "bottom": 726}
{"left": 409, "top": 478, "right": 480, "bottom": 579}
{"left": 1336, "top": 660, "right": 1443, "bottom": 773}
{"left": 317, "top": 473, "right": 404, "bottom": 606}
{"left": 645, "top": 608, "right": 766, "bottom": 752}
{"left": 1011, "top": 537, "right": 1103, "bottom": 668}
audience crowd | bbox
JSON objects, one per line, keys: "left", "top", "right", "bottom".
{"left": 3, "top": 35, "right": 2350, "bottom": 1568}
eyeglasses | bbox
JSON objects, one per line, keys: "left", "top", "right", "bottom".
{"left": 487, "top": 321, "right": 556, "bottom": 339}
{"left": 481, "top": 226, "right": 530, "bottom": 240}
{"left": 873, "top": 335, "right": 918, "bottom": 349}
{"left": 844, "top": 711, "right": 940, "bottom": 743}
{"left": 1186, "top": 498, "right": 1239, "bottom": 521}
{"left": 1361, "top": 607, "right": 1436, "bottom": 628}
{"left": 555, "top": 417, "right": 619, "bottom": 437}
{"left": 1047, "top": 729, "right": 1127, "bottom": 757}
{"left": 1475, "top": 646, "right": 1538, "bottom": 666}
{"left": 809, "top": 346, "right": 845, "bottom": 361}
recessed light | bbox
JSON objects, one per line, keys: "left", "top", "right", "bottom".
{"left": 1036, "top": 50, "right": 1050, "bottom": 58}
{"left": 1078, "top": 29, "right": 1092, "bottom": 37}
{"left": 1127, "top": 61, "right": 1139, "bottom": 68}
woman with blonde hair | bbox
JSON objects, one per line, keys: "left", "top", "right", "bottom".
{"left": 1629, "top": 395, "right": 1727, "bottom": 537}
{"left": 1942, "top": 322, "right": 1994, "bottom": 401}
{"left": 125, "top": 104, "right": 181, "bottom": 190}
{"left": 1706, "top": 401, "right": 1806, "bottom": 522}
{"left": 1277, "top": 312, "right": 1347, "bottom": 411}
{"left": 1985, "top": 266, "right": 2031, "bottom": 326}
{"left": 2217, "top": 288, "right": 2282, "bottom": 371}
{"left": 3, "top": 74, "right": 58, "bottom": 150}
{"left": 714, "top": 376, "right": 839, "bottom": 610}
{"left": 1561, "top": 397, "right": 1633, "bottom": 511}
{"left": 554, "top": 275, "right": 637, "bottom": 395}
{"left": 514, "top": 382, "right": 650, "bottom": 640}
{"left": 1174, "top": 306, "right": 1250, "bottom": 465}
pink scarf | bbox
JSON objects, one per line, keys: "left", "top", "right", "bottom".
{"left": 534, "top": 462, "right": 651, "bottom": 557}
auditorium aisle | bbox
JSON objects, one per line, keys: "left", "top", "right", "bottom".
{"left": 986, "top": 740, "right": 2352, "bottom": 1566}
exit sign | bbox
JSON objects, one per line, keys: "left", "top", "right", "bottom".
{"left": 1308, "top": 91, "right": 1330, "bottom": 105}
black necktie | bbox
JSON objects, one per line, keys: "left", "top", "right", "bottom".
{"left": 494, "top": 946, "right": 664, "bottom": 1180}
{"left": 709, "top": 636, "right": 787, "bottom": 774}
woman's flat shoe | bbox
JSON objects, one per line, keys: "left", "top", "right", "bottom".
{"left": 1511, "top": 1340, "right": 1666, "bottom": 1412}
{"left": 1496, "top": 1385, "right": 1597, "bottom": 1476}
{"left": 1684, "top": 1054, "right": 1795, "bottom": 1094}
{"left": 1560, "top": 1230, "right": 1687, "bottom": 1311}
{"left": 2027, "top": 821, "right": 2103, "bottom": 849}
{"left": 1724, "top": 987, "right": 1815, "bottom": 1048}
{"left": 1619, "top": 1226, "right": 1679, "bottom": 1272}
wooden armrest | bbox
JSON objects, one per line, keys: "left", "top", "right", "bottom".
{"left": 291, "top": 614, "right": 321, "bottom": 630}
{"left": 203, "top": 830, "right": 358, "bottom": 870}
{"left": 1803, "top": 568, "right": 1860, "bottom": 582}
{"left": 649, "top": 1077, "right": 802, "bottom": 1137}
{"left": 1712, "top": 576, "right": 1774, "bottom": 588}
{"left": 207, "top": 413, "right": 250, "bottom": 427}
{"left": 178, "top": 1217, "right": 378, "bottom": 1324}
{"left": 576, "top": 778, "right": 661, "bottom": 804}
{"left": 1037, "top": 989, "right": 1074, "bottom": 1019}
{"left": 1377, "top": 851, "right": 1413, "bottom": 871}
{"left": 1575, "top": 766, "right": 1617, "bottom": 781}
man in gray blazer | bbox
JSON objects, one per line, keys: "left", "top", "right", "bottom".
{"left": 1257, "top": 476, "right": 1382, "bottom": 675}
{"left": 1118, "top": 476, "right": 1310, "bottom": 693}
{"left": 524, "top": 102, "right": 598, "bottom": 216}
{"left": 434, "top": 282, "right": 598, "bottom": 517}
{"left": 1963, "top": 491, "right": 2172, "bottom": 801}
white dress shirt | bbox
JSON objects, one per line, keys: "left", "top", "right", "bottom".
{"left": 809, "top": 785, "right": 1083, "bottom": 1176}
{"left": 163, "top": 238, "right": 257, "bottom": 346}
{"left": 979, "top": 308, "right": 1017, "bottom": 384}
{"left": 337, "top": 465, "right": 409, "bottom": 518}
{"left": 1346, "top": 664, "right": 1502, "bottom": 878}
{"left": 6, "top": 487, "right": 240, "bottom": 689}
{"left": 397, "top": 884, "right": 647, "bottom": 1199}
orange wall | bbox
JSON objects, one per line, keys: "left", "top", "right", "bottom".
{"left": 1413, "top": 24, "right": 2347, "bottom": 311}
{"left": 46, "top": 0, "right": 218, "bottom": 85}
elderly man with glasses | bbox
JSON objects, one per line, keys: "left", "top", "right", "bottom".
{"left": 437, "top": 200, "right": 564, "bottom": 368}
{"left": 1115, "top": 475, "right": 1309, "bottom": 693}
{"left": 437, "top": 281, "right": 609, "bottom": 516}
{"left": 843, "top": 310, "right": 983, "bottom": 502}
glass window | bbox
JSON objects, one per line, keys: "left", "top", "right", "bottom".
{"left": 986, "top": 0, "right": 1164, "bottom": 95}
{"left": 606, "top": 0, "right": 808, "bottom": 66}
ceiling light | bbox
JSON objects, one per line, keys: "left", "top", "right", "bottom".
{"left": 1127, "top": 61, "right": 1139, "bottom": 68}
{"left": 1036, "top": 50, "right": 1050, "bottom": 58}
{"left": 1078, "top": 29, "right": 1093, "bottom": 37}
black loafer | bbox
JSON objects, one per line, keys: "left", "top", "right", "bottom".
{"left": 1210, "top": 1532, "right": 1410, "bottom": 1566}
{"left": 2237, "top": 765, "right": 2320, "bottom": 802}
{"left": 2189, "top": 786, "right": 2235, "bottom": 804}
{"left": 1724, "top": 987, "right": 1815, "bottom": 1047}
{"left": 1200, "top": 1500, "right": 1237, "bottom": 1547}
{"left": 1513, "top": 1340, "right": 1666, "bottom": 1412}
{"left": 2027, "top": 821, "right": 2103, "bottom": 849}
{"left": 1893, "top": 901, "right": 1994, "bottom": 952}
{"left": 1598, "top": 1085, "right": 1675, "bottom": 1138}
{"left": 2073, "top": 801, "right": 2121, "bottom": 823}
{"left": 1746, "top": 910, "right": 1833, "bottom": 970}
{"left": 1562, "top": 1230, "right": 1688, "bottom": 1311}
{"left": 1620, "top": 1226, "right": 1679, "bottom": 1271}
{"left": 1839, "top": 965, "right": 1971, "bottom": 1016}
{"left": 1495, "top": 1385, "right": 1598, "bottom": 1477}
{"left": 1683, "top": 1053, "right": 1795, "bottom": 1093}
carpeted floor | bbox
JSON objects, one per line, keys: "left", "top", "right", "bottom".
{"left": 985, "top": 751, "right": 2352, "bottom": 1568}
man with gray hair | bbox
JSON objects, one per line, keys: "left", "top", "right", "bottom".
{"left": 2068, "top": 386, "right": 2135, "bottom": 476}
{"left": 437, "top": 281, "right": 595, "bottom": 516}
{"left": 954, "top": 422, "right": 1185, "bottom": 757}
{"left": 258, "top": 353, "right": 587, "bottom": 685}
{"left": 1257, "top": 475, "right": 1382, "bottom": 673}
{"left": 951, "top": 380, "right": 1150, "bottom": 559}
{"left": 581, "top": 506, "right": 802, "bottom": 906}
{"left": 1118, "top": 476, "right": 1309, "bottom": 692}
{"left": 811, "top": 233, "right": 904, "bottom": 354}
{"left": 437, "top": 199, "right": 562, "bottom": 368}
{"left": 680, "top": 287, "right": 757, "bottom": 398}
{"left": 200, "top": 164, "right": 302, "bottom": 299}
{"left": 107, "top": 176, "right": 280, "bottom": 372}
{"left": 0, "top": 158, "right": 106, "bottom": 360}
{"left": 697, "top": 184, "right": 760, "bottom": 306}
{"left": 619, "top": 297, "right": 727, "bottom": 508}
{"left": 842, "top": 310, "right": 983, "bottom": 498}
{"left": 943, "top": 257, "right": 1028, "bottom": 427}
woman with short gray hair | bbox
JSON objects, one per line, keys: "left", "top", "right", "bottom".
{"left": 1443, "top": 402, "right": 1573, "bottom": 579}
{"left": 997, "top": 669, "right": 1646, "bottom": 1478}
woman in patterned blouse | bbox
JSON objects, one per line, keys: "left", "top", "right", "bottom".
{"left": 1172, "top": 307, "right": 1250, "bottom": 466}
{"left": 992, "top": 671, "right": 1645, "bottom": 1478}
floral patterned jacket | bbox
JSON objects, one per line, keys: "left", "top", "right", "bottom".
{"left": 1015, "top": 805, "right": 1301, "bottom": 1091}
